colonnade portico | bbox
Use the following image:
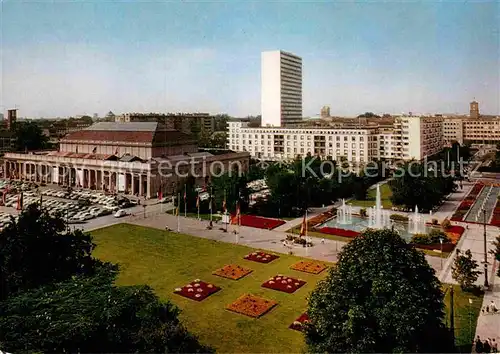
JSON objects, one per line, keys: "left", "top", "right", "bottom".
{"left": 2, "top": 160, "right": 151, "bottom": 198}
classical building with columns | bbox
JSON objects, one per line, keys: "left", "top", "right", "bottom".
{"left": 3, "top": 122, "right": 249, "bottom": 198}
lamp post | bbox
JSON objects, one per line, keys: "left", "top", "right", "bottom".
{"left": 440, "top": 237, "right": 443, "bottom": 270}
{"left": 468, "top": 298, "right": 473, "bottom": 345}
{"left": 483, "top": 209, "right": 489, "bottom": 289}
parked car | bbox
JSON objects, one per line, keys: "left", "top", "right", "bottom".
{"left": 114, "top": 209, "right": 128, "bottom": 218}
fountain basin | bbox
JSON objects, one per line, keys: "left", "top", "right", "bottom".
{"left": 318, "top": 216, "right": 434, "bottom": 242}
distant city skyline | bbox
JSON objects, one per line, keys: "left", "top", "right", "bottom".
{"left": 1, "top": 1, "right": 499, "bottom": 118}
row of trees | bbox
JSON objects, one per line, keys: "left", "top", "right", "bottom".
{"left": 0, "top": 204, "right": 212, "bottom": 352}
{"left": 389, "top": 161, "right": 458, "bottom": 212}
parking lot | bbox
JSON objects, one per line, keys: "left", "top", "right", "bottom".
{"left": 0, "top": 179, "right": 142, "bottom": 229}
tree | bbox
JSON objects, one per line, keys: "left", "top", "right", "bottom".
{"left": 0, "top": 269, "right": 212, "bottom": 353}
{"left": 389, "top": 161, "right": 456, "bottom": 211}
{"left": 306, "top": 229, "right": 451, "bottom": 353}
{"left": 0, "top": 203, "right": 109, "bottom": 301}
{"left": 451, "top": 249, "right": 481, "bottom": 291}
{"left": 0, "top": 203, "right": 212, "bottom": 352}
{"left": 12, "top": 121, "right": 49, "bottom": 152}
{"left": 357, "top": 112, "right": 380, "bottom": 118}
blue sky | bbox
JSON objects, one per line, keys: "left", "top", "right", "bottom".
{"left": 1, "top": 0, "right": 499, "bottom": 118}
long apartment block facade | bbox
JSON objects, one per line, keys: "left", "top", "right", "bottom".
{"left": 443, "top": 116, "right": 500, "bottom": 146}
{"left": 228, "top": 115, "right": 444, "bottom": 163}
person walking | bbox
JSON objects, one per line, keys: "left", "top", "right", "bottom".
{"left": 491, "top": 339, "right": 498, "bottom": 353}
{"left": 476, "top": 336, "right": 484, "bottom": 353}
{"left": 484, "top": 339, "right": 491, "bottom": 353}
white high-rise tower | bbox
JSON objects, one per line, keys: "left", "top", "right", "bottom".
{"left": 261, "top": 50, "right": 302, "bottom": 127}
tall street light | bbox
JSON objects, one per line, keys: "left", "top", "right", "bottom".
{"left": 439, "top": 237, "right": 443, "bottom": 270}
{"left": 483, "top": 209, "right": 489, "bottom": 289}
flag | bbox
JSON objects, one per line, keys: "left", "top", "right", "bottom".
{"left": 16, "top": 195, "right": 20, "bottom": 210}
{"left": 299, "top": 213, "right": 307, "bottom": 237}
{"left": 176, "top": 206, "right": 179, "bottom": 216}
{"left": 158, "top": 190, "right": 163, "bottom": 200}
{"left": 196, "top": 194, "right": 200, "bottom": 208}
{"left": 183, "top": 189, "right": 186, "bottom": 201}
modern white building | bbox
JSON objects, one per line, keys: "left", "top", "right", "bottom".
{"left": 261, "top": 50, "right": 302, "bottom": 127}
{"left": 228, "top": 115, "right": 444, "bottom": 163}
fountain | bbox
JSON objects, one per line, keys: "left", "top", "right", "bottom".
{"left": 320, "top": 183, "right": 431, "bottom": 241}
{"left": 337, "top": 199, "right": 353, "bottom": 225}
{"left": 409, "top": 205, "right": 426, "bottom": 235}
{"left": 367, "top": 184, "right": 391, "bottom": 229}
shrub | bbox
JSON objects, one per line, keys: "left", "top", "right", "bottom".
{"left": 390, "top": 214, "right": 409, "bottom": 222}
{"left": 411, "top": 233, "right": 432, "bottom": 245}
{"left": 428, "top": 229, "right": 450, "bottom": 243}
{"left": 360, "top": 208, "right": 367, "bottom": 217}
{"left": 441, "top": 219, "right": 451, "bottom": 230}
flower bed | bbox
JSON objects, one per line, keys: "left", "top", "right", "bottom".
{"left": 231, "top": 214, "right": 286, "bottom": 230}
{"left": 244, "top": 251, "right": 279, "bottom": 264}
{"left": 174, "top": 279, "right": 221, "bottom": 301}
{"left": 262, "top": 275, "right": 306, "bottom": 293}
{"left": 491, "top": 200, "right": 500, "bottom": 226}
{"left": 306, "top": 208, "right": 336, "bottom": 228}
{"left": 317, "top": 226, "right": 361, "bottom": 238}
{"left": 451, "top": 182, "right": 484, "bottom": 221}
{"left": 226, "top": 294, "right": 277, "bottom": 318}
{"left": 289, "top": 313, "right": 310, "bottom": 331}
{"left": 290, "top": 261, "right": 327, "bottom": 274}
{"left": 411, "top": 242, "right": 456, "bottom": 253}
{"left": 213, "top": 264, "right": 253, "bottom": 280}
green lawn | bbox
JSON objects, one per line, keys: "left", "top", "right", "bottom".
{"left": 350, "top": 183, "right": 394, "bottom": 208}
{"left": 91, "top": 224, "right": 330, "bottom": 353}
{"left": 443, "top": 284, "right": 484, "bottom": 352}
{"left": 91, "top": 224, "right": 481, "bottom": 353}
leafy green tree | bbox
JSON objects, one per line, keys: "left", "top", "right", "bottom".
{"left": 452, "top": 249, "right": 481, "bottom": 291}
{"left": 389, "top": 162, "right": 456, "bottom": 211}
{"left": 210, "top": 172, "right": 248, "bottom": 213}
{"left": 0, "top": 203, "right": 110, "bottom": 301}
{"left": 0, "top": 203, "right": 212, "bottom": 352}
{"left": 12, "top": 121, "right": 49, "bottom": 152}
{"left": 306, "top": 229, "right": 451, "bottom": 353}
{"left": 0, "top": 269, "right": 212, "bottom": 353}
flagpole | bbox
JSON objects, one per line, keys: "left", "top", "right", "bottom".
{"left": 197, "top": 191, "right": 200, "bottom": 220}
{"left": 305, "top": 207, "right": 308, "bottom": 257}
{"left": 224, "top": 189, "right": 228, "bottom": 233}
{"left": 210, "top": 186, "right": 213, "bottom": 223}
{"left": 177, "top": 192, "right": 180, "bottom": 232}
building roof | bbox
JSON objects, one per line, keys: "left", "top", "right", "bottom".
{"left": 61, "top": 122, "right": 195, "bottom": 145}
{"left": 87, "top": 122, "right": 159, "bottom": 132}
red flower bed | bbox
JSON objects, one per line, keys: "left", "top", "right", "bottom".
{"left": 491, "top": 200, "right": 500, "bottom": 226}
{"left": 318, "top": 227, "right": 360, "bottom": 238}
{"left": 174, "top": 279, "right": 221, "bottom": 301}
{"left": 262, "top": 275, "right": 306, "bottom": 293}
{"left": 451, "top": 183, "right": 484, "bottom": 221}
{"left": 411, "top": 243, "right": 456, "bottom": 253}
{"left": 289, "top": 313, "right": 310, "bottom": 331}
{"left": 232, "top": 214, "right": 286, "bottom": 230}
{"left": 447, "top": 225, "right": 465, "bottom": 236}
{"left": 244, "top": 251, "right": 279, "bottom": 264}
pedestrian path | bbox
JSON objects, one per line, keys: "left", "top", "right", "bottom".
{"left": 474, "top": 268, "right": 500, "bottom": 349}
